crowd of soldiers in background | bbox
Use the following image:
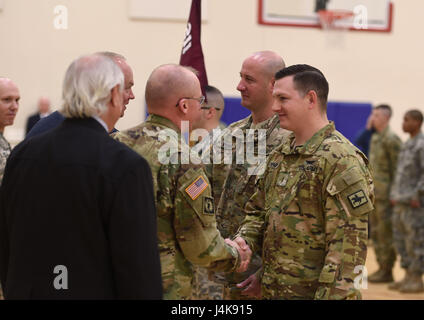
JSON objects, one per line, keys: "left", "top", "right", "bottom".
{"left": 0, "top": 50, "right": 422, "bottom": 299}
{"left": 354, "top": 105, "right": 424, "bottom": 293}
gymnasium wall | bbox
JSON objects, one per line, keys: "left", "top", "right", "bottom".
{"left": 0, "top": 0, "right": 418, "bottom": 143}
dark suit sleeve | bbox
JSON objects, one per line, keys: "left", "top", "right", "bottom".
{"left": 108, "top": 157, "right": 163, "bottom": 300}
{"left": 25, "top": 117, "right": 32, "bottom": 136}
{"left": 354, "top": 128, "right": 374, "bottom": 156}
{"left": 0, "top": 161, "right": 10, "bottom": 289}
{"left": 25, "top": 114, "right": 40, "bottom": 136}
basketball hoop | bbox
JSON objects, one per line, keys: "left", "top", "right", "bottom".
{"left": 317, "top": 10, "right": 354, "bottom": 30}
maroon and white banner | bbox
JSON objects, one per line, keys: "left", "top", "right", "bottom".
{"left": 180, "top": 0, "right": 209, "bottom": 95}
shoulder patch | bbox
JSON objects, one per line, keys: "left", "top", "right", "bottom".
{"left": 203, "top": 196, "right": 215, "bottom": 215}
{"left": 348, "top": 190, "right": 368, "bottom": 209}
{"left": 185, "top": 175, "right": 209, "bottom": 200}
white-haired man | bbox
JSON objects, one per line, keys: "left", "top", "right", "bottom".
{"left": 0, "top": 54, "right": 162, "bottom": 299}
{"left": 26, "top": 52, "right": 135, "bottom": 139}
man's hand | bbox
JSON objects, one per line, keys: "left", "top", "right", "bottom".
{"left": 366, "top": 114, "right": 373, "bottom": 130}
{"left": 225, "top": 237, "right": 252, "bottom": 273}
{"left": 237, "top": 273, "right": 262, "bottom": 299}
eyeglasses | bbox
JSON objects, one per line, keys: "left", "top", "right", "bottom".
{"left": 175, "top": 95, "right": 205, "bottom": 107}
{"left": 200, "top": 106, "right": 221, "bottom": 111}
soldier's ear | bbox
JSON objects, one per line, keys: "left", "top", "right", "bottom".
{"left": 177, "top": 99, "right": 189, "bottom": 115}
{"left": 269, "top": 77, "right": 276, "bottom": 92}
{"left": 206, "top": 108, "right": 214, "bottom": 120}
{"left": 305, "top": 90, "right": 318, "bottom": 109}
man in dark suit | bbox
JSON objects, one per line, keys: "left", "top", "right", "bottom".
{"left": 26, "top": 51, "right": 134, "bottom": 139}
{"left": 25, "top": 97, "right": 51, "bottom": 136}
{"left": 0, "top": 53, "right": 163, "bottom": 299}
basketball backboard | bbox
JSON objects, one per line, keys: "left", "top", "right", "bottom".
{"left": 258, "top": 0, "right": 393, "bottom": 32}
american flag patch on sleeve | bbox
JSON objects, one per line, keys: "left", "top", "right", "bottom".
{"left": 185, "top": 176, "right": 209, "bottom": 200}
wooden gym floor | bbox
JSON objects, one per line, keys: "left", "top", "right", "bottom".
{"left": 362, "top": 243, "right": 424, "bottom": 300}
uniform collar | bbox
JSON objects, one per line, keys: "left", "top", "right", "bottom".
{"left": 407, "top": 131, "right": 424, "bottom": 143}
{"left": 147, "top": 114, "right": 181, "bottom": 133}
{"left": 280, "top": 121, "right": 336, "bottom": 156}
{"left": 377, "top": 126, "right": 390, "bottom": 137}
{"left": 250, "top": 114, "right": 276, "bottom": 129}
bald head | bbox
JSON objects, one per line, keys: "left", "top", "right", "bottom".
{"left": 248, "top": 51, "right": 286, "bottom": 79}
{"left": 0, "top": 78, "right": 20, "bottom": 132}
{"left": 145, "top": 64, "right": 201, "bottom": 112}
{"left": 237, "top": 51, "right": 285, "bottom": 120}
{"left": 0, "top": 78, "right": 18, "bottom": 91}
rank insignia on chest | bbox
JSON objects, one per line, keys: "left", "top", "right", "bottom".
{"left": 277, "top": 175, "right": 288, "bottom": 187}
{"left": 269, "top": 162, "right": 279, "bottom": 169}
{"left": 203, "top": 196, "right": 215, "bottom": 215}
{"left": 348, "top": 190, "right": 368, "bottom": 208}
{"left": 185, "top": 176, "right": 209, "bottom": 200}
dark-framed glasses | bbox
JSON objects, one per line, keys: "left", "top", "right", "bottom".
{"left": 175, "top": 95, "right": 205, "bottom": 107}
{"left": 200, "top": 106, "right": 221, "bottom": 111}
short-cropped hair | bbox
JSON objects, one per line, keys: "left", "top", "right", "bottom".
{"left": 275, "top": 64, "right": 329, "bottom": 111}
{"left": 406, "top": 109, "right": 423, "bottom": 124}
{"left": 374, "top": 104, "right": 393, "bottom": 118}
{"left": 61, "top": 54, "right": 124, "bottom": 118}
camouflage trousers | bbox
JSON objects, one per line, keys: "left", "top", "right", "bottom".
{"left": 370, "top": 199, "right": 396, "bottom": 270}
{"left": 392, "top": 204, "right": 424, "bottom": 274}
{"left": 191, "top": 266, "right": 224, "bottom": 300}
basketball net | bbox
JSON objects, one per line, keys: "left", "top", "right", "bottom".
{"left": 318, "top": 10, "right": 354, "bottom": 30}
{"left": 318, "top": 10, "right": 354, "bottom": 48}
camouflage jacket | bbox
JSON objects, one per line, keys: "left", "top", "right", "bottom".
{"left": 0, "top": 133, "right": 11, "bottom": 185}
{"left": 216, "top": 114, "right": 290, "bottom": 239}
{"left": 237, "top": 122, "right": 374, "bottom": 300}
{"left": 369, "top": 126, "right": 402, "bottom": 200}
{"left": 209, "top": 114, "right": 290, "bottom": 285}
{"left": 390, "top": 132, "right": 424, "bottom": 204}
{"left": 112, "top": 114, "right": 239, "bottom": 300}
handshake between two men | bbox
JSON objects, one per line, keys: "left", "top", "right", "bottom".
{"left": 224, "top": 236, "right": 262, "bottom": 299}
{"left": 225, "top": 237, "right": 252, "bottom": 273}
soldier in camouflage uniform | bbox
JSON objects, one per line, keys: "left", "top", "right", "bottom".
{"left": 190, "top": 85, "right": 229, "bottom": 300}
{"left": 234, "top": 64, "right": 374, "bottom": 299}
{"left": 112, "top": 64, "right": 251, "bottom": 300}
{"left": 0, "top": 78, "right": 20, "bottom": 299}
{"left": 389, "top": 110, "right": 424, "bottom": 293}
{"left": 0, "top": 78, "right": 19, "bottom": 186}
{"left": 204, "top": 51, "right": 290, "bottom": 300}
{"left": 368, "top": 104, "right": 402, "bottom": 283}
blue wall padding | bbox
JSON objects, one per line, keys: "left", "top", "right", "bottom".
{"left": 327, "top": 101, "right": 372, "bottom": 142}
{"left": 146, "top": 98, "right": 372, "bottom": 144}
{"left": 221, "top": 97, "right": 251, "bottom": 125}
